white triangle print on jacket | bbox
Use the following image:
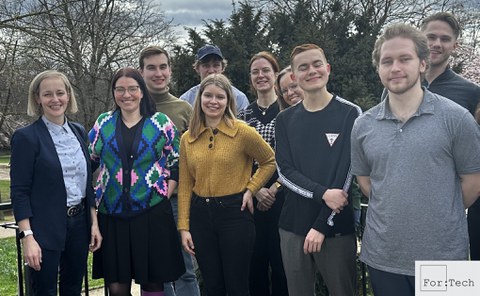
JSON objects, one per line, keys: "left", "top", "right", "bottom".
{"left": 325, "top": 133, "right": 339, "bottom": 147}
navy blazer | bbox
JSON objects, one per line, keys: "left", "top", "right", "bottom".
{"left": 10, "top": 117, "right": 95, "bottom": 251}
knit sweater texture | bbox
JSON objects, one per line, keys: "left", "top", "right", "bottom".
{"left": 151, "top": 88, "right": 193, "bottom": 134}
{"left": 177, "top": 119, "right": 276, "bottom": 230}
{"left": 89, "top": 110, "right": 179, "bottom": 217}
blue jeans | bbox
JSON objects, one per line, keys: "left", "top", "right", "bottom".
{"left": 164, "top": 196, "right": 201, "bottom": 296}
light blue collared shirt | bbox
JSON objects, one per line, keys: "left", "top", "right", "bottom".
{"left": 42, "top": 116, "right": 87, "bottom": 206}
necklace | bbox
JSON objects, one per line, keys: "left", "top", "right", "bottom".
{"left": 257, "top": 101, "right": 275, "bottom": 115}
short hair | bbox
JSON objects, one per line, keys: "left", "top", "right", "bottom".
{"left": 248, "top": 51, "right": 280, "bottom": 98}
{"left": 27, "top": 70, "right": 78, "bottom": 117}
{"left": 372, "top": 23, "right": 430, "bottom": 69}
{"left": 421, "top": 12, "right": 461, "bottom": 39}
{"left": 111, "top": 67, "right": 157, "bottom": 117}
{"left": 139, "top": 46, "right": 171, "bottom": 69}
{"left": 276, "top": 66, "right": 293, "bottom": 110}
{"left": 192, "top": 54, "right": 228, "bottom": 71}
{"left": 290, "top": 44, "right": 327, "bottom": 68}
{"left": 189, "top": 73, "right": 237, "bottom": 138}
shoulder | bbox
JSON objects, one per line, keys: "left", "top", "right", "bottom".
{"left": 429, "top": 91, "right": 471, "bottom": 115}
{"left": 151, "top": 112, "right": 175, "bottom": 126}
{"left": 180, "top": 85, "right": 199, "bottom": 98}
{"left": 95, "top": 111, "right": 115, "bottom": 124}
{"left": 235, "top": 120, "right": 260, "bottom": 137}
{"left": 276, "top": 102, "right": 302, "bottom": 122}
{"left": 354, "top": 102, "right": 383, "bottom": 126}
{"left": 69, "top": 121, "right": 86, "bottom": 133}
{"left": 232, "top": 85, "right": 247, "bottom": 97}
{"left": 334, "top": 95, "right": 363, "bottom": 116}
{"left": 11, "top": 119, "right": 44, "bottom": 147}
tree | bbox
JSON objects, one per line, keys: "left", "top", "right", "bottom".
{"left": 0, "top": 0, "right": 176, "bottom": 131}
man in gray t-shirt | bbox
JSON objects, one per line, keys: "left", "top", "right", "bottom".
{"left": 351, "top": 23, "right": 480, "bottom": 296}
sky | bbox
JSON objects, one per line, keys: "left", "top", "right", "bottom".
{"left": 158, "top": 0, "right": 235, "bottom": 33}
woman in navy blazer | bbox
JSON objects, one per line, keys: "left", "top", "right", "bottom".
{"left": 10, "top": 70, "right": 102, "bottom": 295}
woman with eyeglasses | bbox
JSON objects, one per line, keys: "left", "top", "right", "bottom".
{"left": 89, "top": 67, "right": 185, "bottom": 296}
{"left": 10, "top": 70, "right": 102, "bottom": 295}
{"left": 276, "top": 66, "right": 304, "bottom": 110}
{"left": 178, "top": 73, "right": 275, "bottom": 296}
{"left": 238, "top": 51, "right": 289, "bottom": 296}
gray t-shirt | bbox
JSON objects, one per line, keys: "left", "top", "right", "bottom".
{"left": 351, "top": 89, "right": 480, "bottom": 276}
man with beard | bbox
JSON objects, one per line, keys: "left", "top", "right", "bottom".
{"left": 351, "top": 23, "right": 480, "bottom": 296}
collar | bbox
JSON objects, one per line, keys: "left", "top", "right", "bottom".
{"left": 424, "top": 66, "right": 455, "bottom": 86}
{"left": 188, "top": 119, "right": 238, "bottom": 143}
{"left": 42, "top": 115, "right": 69, "bottom": 135}
{"left": 376, "top": 87, "right": 435, "bottom": 121}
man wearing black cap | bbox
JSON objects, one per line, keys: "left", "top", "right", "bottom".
{"left": 180, "top": 44, "right": 249, "bottom": 112}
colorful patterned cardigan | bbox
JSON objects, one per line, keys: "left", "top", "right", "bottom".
{"left": 88, "top": 110, "right": 179, "bottom": 217}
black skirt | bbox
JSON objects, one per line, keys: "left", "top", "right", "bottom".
{"left": 92, "top": 199, "right": 185, "bottom": 284}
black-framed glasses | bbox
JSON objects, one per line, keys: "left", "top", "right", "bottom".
{"left": 114, "top": 86, "right": 140, "bottom": 96}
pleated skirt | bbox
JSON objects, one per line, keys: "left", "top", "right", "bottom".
{"left": 92, "top": 199, "right": 185, "bottom": 284}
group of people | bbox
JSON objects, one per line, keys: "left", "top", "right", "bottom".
{"left": 9, "top": 11, "right": 480, "bottom": 296}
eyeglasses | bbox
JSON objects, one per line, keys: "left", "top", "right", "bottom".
{"left": 114, "top": 86, "right": 140, "bottom": 96}
{"left": 250, "top": 68, "right": 273, "bottom": 76}
{"left": 280, "top": 84, "right": 299, "bottom": 95}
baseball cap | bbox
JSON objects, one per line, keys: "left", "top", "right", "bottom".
{"left": 195, "top": 45, "right": 223, "bottom": 61}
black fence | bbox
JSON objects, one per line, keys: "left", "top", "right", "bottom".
{"left": 1, "top": 202, "right": 370, "bottom": 296}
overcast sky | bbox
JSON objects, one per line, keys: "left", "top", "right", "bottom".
{"left": 158, "top": 0, "right": 234, "bottom": 29}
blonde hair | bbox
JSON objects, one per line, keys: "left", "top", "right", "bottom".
{"left": 189, "top": 74, "right": 237, "bottom": 138}
{"left": 276, "top": 66, "right": 293, "bottom": 110}
{"left": 27, "top": 70, "right": 78, "bottom": 116}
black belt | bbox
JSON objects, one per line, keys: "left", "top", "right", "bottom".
{"left": 67, "top": 199, "right": 85, "bottom": 217}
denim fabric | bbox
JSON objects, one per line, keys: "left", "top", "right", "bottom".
{"left": 164, "top": 196, "right": 201, "bottom": 296}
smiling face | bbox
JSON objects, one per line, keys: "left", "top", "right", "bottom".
{"left": 279, "top": 73, "right": 304, "bottom": 106}
{"left": 201, "top": 83, "right": 228, "bottom": 123}
{"left": 250, "top": 58, "right": 276, "bottom": 94}
{"left": 378, "top": 37, "right": 426, "bottom": 95}
{"left": 113, "top": 76, "right": 143, "bottom": 114}
{"left": 196, "top": 55, "right": 224, "bottom": 80}
{"left": 423, "top": 20, "right": 458, "bottom": 69}
{"left": 36, "top": 77, "right": 69, "bottom": 125}
{"left": 140, "top": 53, "right": 171, "bottom": 93}
{"left": 291, "top": 49, "right": 331, "bottom": 93}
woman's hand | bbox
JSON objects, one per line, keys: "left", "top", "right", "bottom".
{"left": 23, "top": 236, "right": 42, "bottom": 271}
{"left": 180, "top": 230, "right": 195, "bottom": 256}
{"left": 89, "top": 223, "right": 102, "bottom": 252}
{"left": 254, "top": 188, "right": 276, "bottom": 208}
{"left": 242, "top": 190, "right": 254, "bottom": 214}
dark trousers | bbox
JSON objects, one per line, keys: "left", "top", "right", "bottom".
{"left": 468, "top": 203, "right": 480, "bottom": 260}
{"left": 29, "top": 209, "right": 89, "bottom": 296}
{"left": 190, "top": 193, "right": 255, "bottom": 296}
{"left": 368, "top": 266, "right": 415, "bottom": 296}
{"left": 249, "top": 192, "right": 288, "bottom": 296}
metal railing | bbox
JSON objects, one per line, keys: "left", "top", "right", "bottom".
{"left": 0, "top": 202, "right": 91, "bottom": 296}
{"left": 1, "top": 201, "right": 371, "bottom": 296}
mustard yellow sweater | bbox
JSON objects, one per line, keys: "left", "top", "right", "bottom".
{"left": 177, "top": 119, "right": 275, "bottom": 230}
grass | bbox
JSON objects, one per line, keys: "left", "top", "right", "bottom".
{"left": 0, "top": 236, "right": 104, "bottom": 296}
{"left": 0, "top": 179, "right": 10, "bottom": 202}
{"left": 0, "top": 155, "right": 10, "bottom": 165}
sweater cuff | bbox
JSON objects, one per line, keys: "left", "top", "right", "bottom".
{"left": 313, "top": 185, "right": 328, "bottom": 205}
